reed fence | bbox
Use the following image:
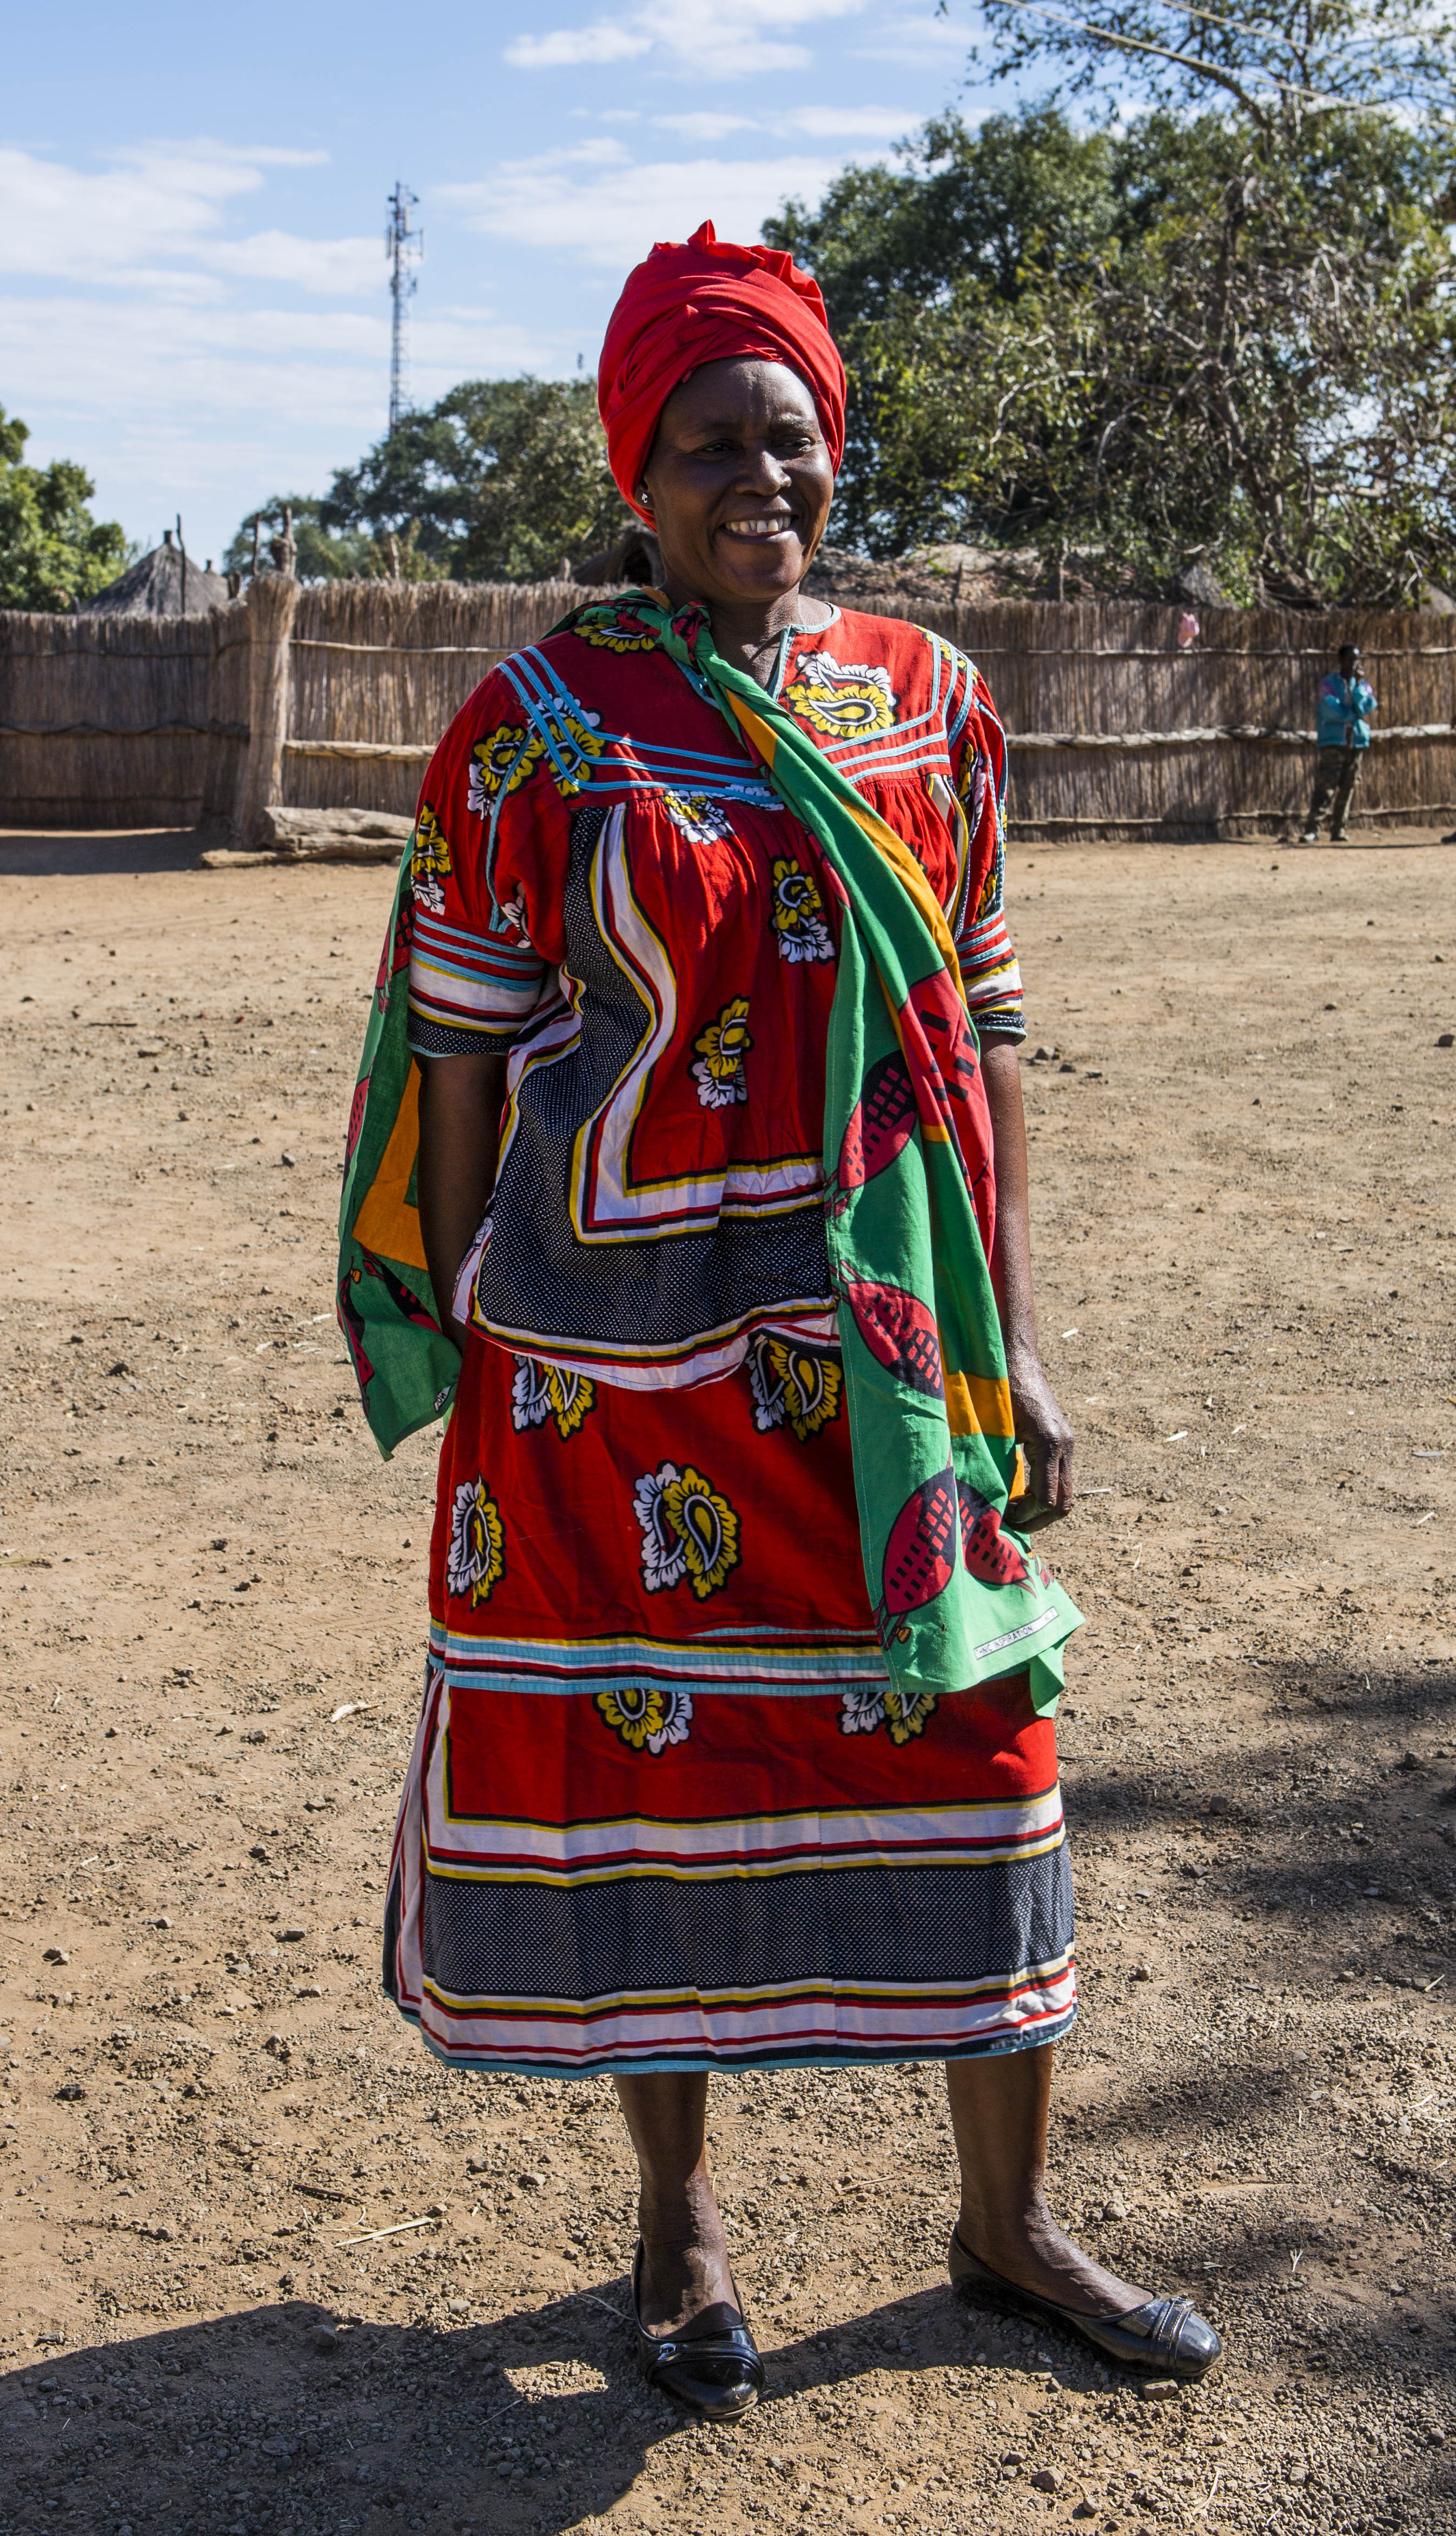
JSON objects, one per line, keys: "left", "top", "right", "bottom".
{"left": 0, "top": 607, "right": 250, "bottom": 830}
{"left": 3, "top": 578, "right": 1453, "bottom": 840}
{"left": 892, "top": 597, "right": 1456, "bottom": 836}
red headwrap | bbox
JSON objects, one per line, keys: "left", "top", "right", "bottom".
{"left": 598, "top": 220, "right": 846, "bottom": 521}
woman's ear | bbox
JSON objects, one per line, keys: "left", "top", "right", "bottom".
{"left": 635, "top": 483, "right": 654, "bottom": 517}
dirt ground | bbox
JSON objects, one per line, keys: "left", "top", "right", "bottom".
{"left": 2, "top": 821, "right": 1454, "bottom": 2536}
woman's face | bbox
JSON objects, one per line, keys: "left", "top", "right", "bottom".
{"left": 638, "top": 357, "right": 835, "bottom": 612}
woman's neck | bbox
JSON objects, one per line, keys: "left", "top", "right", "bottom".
{"left": 659, "top": 573, "right": 835, "bottom": 688}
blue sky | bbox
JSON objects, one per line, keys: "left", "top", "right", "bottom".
{"left": 2, "top": 0, "right": 1012, "bottom": 567}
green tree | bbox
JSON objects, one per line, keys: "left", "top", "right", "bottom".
{"left": 767, "top": 107, "right": 1127, "bottom": 329}
{"left": 976, "top": 0, "right": 1454, "bottom": 137}
{"left": 768, "top": 57, "right": 1456, "bottom": 601}
{"left": 0, "top": 408, "right": 131, "bottom": 610}
{"left": 319, "top": 377, "right": 634, "bottom": 581}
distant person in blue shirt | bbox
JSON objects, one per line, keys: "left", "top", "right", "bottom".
{"left": 1300, "top": 642, "right": 1377, "bottom": 843}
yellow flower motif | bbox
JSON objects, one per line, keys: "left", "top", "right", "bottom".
{"left": 445, "top": 1475, "right": 505, "bottom": 1608}
{"left": 783, "top": 653, "right": 897, "bottom": 741}
{"left": 594, "top": 1684, "right": 694, "bottom": 1754}
{"left": 839, "top": 1686, "right": 939, "bottom": 1741}
{"left": 662, "top": 791, "right": 733, "bottom": 845}
{"left": 575, "top": 608, "right": 658, "bottom": 653}
{"left": 662, "top": 1464, "right": 740, "bottom": 1600}
{"left": 885, "top": 1689, "right": 939, "bottom": 1744}
{"left": 633, "top": 1461, "right": 741, "bottom": 1600}
{"left": 468, "top": 726, "right": 545, "bottom": 814}
{"left": 547, "top": 1365, "right": 594, "bottom": 1438}
{"left": 750, "top": 1337, "right": 842, "bottom": 1443}
{"left": 691, "top": 997, "right": 752, "bottom": 1111}
{"left": 769, "top": 857, "right": 834, "bottom": 963}
{"left": 410, "top": 800, "right": 451, "bottom": 912}
{"left": 509, "top": 1356, "right": 596, "bottom": 1439}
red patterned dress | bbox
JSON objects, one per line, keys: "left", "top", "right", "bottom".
{"left": 383, "top": 604, "right": 1076, "bottom": 2075}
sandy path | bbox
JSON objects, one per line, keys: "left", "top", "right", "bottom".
{"left": 1, "top": 827, "right": 1453, "bottom": 2536}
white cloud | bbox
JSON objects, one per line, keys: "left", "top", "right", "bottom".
{"left": 778, "top": 105, "right": 918, "bottom": 139}
{"left": 506, "top": 21, "right": 652, "bottom": 67}
{"left": 0, "top": 142, "right": 366, "bottom": 295}
{"left": 0, "top": 292, "right": 563, "bottom": 425}
{"left": 852, "top": 0, "right": 978, "bottom": 60}
{"left": 204, "top": 231, "right": 383, "bottom": 294}
{"left": 0, "top": 142, "right": 283, "bottom": 277}
{"left": 648, "top": 104, "right": 916, "bottom": 146}
{"left": 506, "top": 0, "right": 870, "bottom": 83}
{"left": 441, "top": 144, "right": 853, "bottom": 267}
{"left": 651, "top": 113, "right": 757, "bottom": 144}
{"left": 411, "top": 308, "right": 567, "bottom": 382}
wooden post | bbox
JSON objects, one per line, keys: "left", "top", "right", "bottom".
{"left": 233, "top": 568, "right": 298, "bottom": 844}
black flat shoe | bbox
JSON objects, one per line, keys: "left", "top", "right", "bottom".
{"left": 631, "top": 2241, "right": 765, "bottom": 2422}
{"left": 949, "top": 2227, "right": 1222, "bottom": 2383}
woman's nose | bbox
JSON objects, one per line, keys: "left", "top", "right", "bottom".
{"left": 734, "top": 443, "right": 790, "bottom": 491}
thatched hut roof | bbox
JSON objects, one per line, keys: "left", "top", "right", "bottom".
{"left": 79, "top": 530, "right": 231, "bottom": 618}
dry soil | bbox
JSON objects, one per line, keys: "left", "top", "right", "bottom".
{"left": 1, "top": 825, "right": 1454, "bottom": 2536}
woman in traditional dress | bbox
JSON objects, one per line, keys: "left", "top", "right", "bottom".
{"left": 340, "top": 222, "right": 1221, "bottom": 2418}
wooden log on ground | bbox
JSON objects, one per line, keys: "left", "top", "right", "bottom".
{"left": 200, "top": 803, "right": 414, "bottom": 868}
{"left": 260, "top": 804, "right": 414, "bottom": 845}
{"left": 200, "top": 837, "right": 406, "bottom": 868}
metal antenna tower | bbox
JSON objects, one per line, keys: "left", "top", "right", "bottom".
{"left": 385, "top": 181, "right": 423, "bottom": 433}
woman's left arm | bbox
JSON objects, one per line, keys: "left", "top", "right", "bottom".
{"left": 416, "top": 1052, "right": 510, "bottom": 1352}
{"left": 980, "top": 1035, "right": 1074, "bottom": 1522}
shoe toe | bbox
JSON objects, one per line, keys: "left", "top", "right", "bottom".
{"left": 652, "top": 2343, "right": 763, "bottom": 2419}
{"left": 1176, "top": 2308, "right": 1222, "bottom": 2370}
{"left": 678, "top": 2364, "right": 760, "bottom": 2419}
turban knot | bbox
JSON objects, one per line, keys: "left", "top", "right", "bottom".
{"left": 598, "top": 220, "right": 846, "bottom": 521}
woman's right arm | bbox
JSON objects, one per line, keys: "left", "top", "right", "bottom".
{"left": 416, "top": 1052, "right": 511, "bottom": 1350}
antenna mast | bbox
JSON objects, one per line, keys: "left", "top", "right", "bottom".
{"left": 385, "top": 181, "right": 423, "bottom": 433}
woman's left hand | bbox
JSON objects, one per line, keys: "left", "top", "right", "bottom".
{"left": 1006, "top": 1341, "right": 1075, "bottom": 1527}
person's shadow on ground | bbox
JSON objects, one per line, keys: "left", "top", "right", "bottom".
{"left": 5, "top": 2240, "right": 1450, "bottom": 2536}
{"left": 0, "top": 2269, "right": 1130, "bottom": 2536}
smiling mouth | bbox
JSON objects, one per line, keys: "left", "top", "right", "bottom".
{"left": 721, "top": 514, "right": 798, "bottom": 542}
